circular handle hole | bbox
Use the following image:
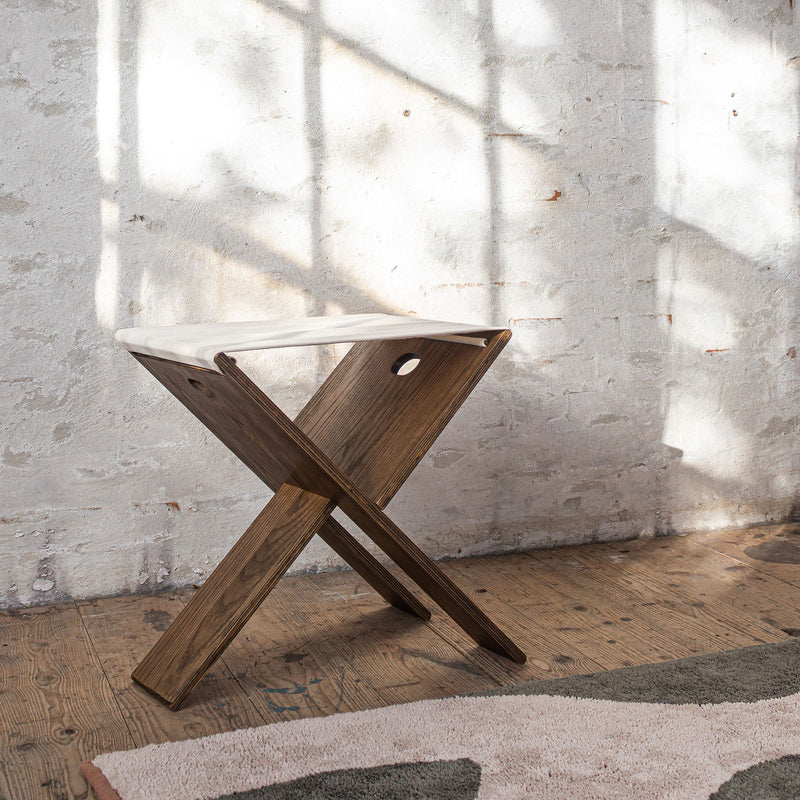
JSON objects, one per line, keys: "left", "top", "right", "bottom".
{"left": 188, "top": 378, "right": 215, "bottom": 398}
{"left": 391, "top": 353, "right": 421, "bottom": 376}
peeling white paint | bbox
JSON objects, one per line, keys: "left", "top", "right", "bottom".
{"left": 1, "top": 0, "right": 799, "bottom": 607}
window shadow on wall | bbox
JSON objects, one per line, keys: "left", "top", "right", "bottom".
{"left": 79, "top": 0, "right": 800, "bottom": 598}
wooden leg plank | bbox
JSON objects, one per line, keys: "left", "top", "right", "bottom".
{"left": 336, "top": 493, "right": 526, "bottom": 663}
{"left": 132, "top": 484, "right": 336, "bottom": 709}
{"left": 77, "top": 593, "right": 267, "bottom": 745}
{"left": 317, "top": 517, "right": 430, "bottom": 620}
{"left": 0, "top": 604, "right": 132, "bottom": 800}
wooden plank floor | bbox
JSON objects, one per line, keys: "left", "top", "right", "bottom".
{"left": 3, "top": 523, "right": 800, "bottom": 799}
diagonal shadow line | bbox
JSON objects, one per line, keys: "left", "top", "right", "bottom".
{"left": 478, "top": 0, "right": 502, "bottom": 328}
{"left": 255, "top": 0, "right": 554, "bottom": 153}
{"left": 304, "top": 0, "right": 325, "bottom": 321}
{"left": 118, "top": 181, "right": 400, "bottom": 316}
{"left": 302, "top": 0, "right": 327, "bottom": 378}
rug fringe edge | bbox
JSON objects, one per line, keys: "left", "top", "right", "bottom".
{"left": 81, "top": 760, "right": 123, "bottom": 800}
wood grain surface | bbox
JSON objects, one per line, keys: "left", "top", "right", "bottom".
{"left": 2, "top": 524, "right": 798, "bottom": 799}
{"left": 132, "top": 484, "right": 335, "bottom": 708}
{"left": 77, "top": 594, "right": 265, "bottom": 743}
{"left": 295, "top": 331, "right": 509, "bottom": 507}
{"left": 129, "top": 332, "right": 523, "bottom": 708}
{"left": 0, "top": 604, "right": 132, "bottom": 800}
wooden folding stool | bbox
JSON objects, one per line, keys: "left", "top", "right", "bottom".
{"left": 115, "top": 314, "right": 525, "bottom": 709}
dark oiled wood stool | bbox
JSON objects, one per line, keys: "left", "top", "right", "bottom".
{"left": 115, "top": 314, "right": 525, "bottom": 709}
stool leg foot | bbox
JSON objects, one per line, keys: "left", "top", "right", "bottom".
{"left": 339, "top": 494, "right": 527, "bottom": 664}
{"left": 318, "top": 518, "right": 430, "bottom": 620}
{"left": 132, "top": 484, "right": 335, "bottom": 710}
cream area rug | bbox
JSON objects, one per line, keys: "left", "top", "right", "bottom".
{"left": 82, "top": 639, "right": 800, "bottom": 799}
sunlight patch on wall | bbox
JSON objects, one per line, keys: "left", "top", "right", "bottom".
{"left": 128, "top": 0, "right": 557, "bottom": 327}
{"left": 317, "top": 7, "right": 555, "bottom": 323}
{"left": 653, "top": 0, "right": 799, "bottom": 518}
{"left": 96, "top": 0, "right": 120, "bottom": 185}
{"left": 95, "top": 198, "right": 120, "bottom": 329}
{"left": 499, "top": 76, "right": 556, "bottom": 137}
{"left": 499, "top": 136, "right": 556, "bottom": 212}
{"left": 95, "top": 0, "right": 120, "bottom": 329}
{"left": 657, "top": 277, "right": 736, "bottom": 355}
{"left": 493, "top": 0, "right": 560, "bottom": 51}
{"left": 320, "top": 37, "right": 491, "bottom": 315}
{"left": 654, "top": 0, "right": 799, "bottom": 261}
{"left": 136, "top": 253, "right": 309, "bottom": 324}
{"left": 228, "top": 200, "right": 313, "bottom": 274}
{"left": 326, "top": 0, "right": 485, "bottom": 110}
{"left": 662, "top": 391, "right": 749, "bottom": 482}
{"left": 137, "top": 0, "right": 307, "bottom": 201}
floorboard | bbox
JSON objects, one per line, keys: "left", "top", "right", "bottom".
{"left": 75, "top": 593, "right": 266, "bottom": 746}
{"left": 1, "top": 523, "right": 797, "bottom": 799}
{"left": 0, "top": 605, "right": 132, "bottom": 800}
{"left": 527, "top": 544, "right": 786, "bottom": 651}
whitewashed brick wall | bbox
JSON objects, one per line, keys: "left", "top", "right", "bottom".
{"left": 1, "top": 0, "right": 798, "bottom": 605}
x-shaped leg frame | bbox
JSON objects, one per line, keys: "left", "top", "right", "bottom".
{"left": 128, "top": 330, "right": 525, "bottom": 709}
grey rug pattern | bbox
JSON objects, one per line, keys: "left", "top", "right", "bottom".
{"left": 84, "top": 639, "right": 800, "bottom": 800}
{"left": 241, "top": 640, "right": 800, "bottom": 800}
{"left": 217, "top": 759, "right": 482, "bottom": 800}
{"left": 485, "top": 635, "right": 800, "bottom": 705}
